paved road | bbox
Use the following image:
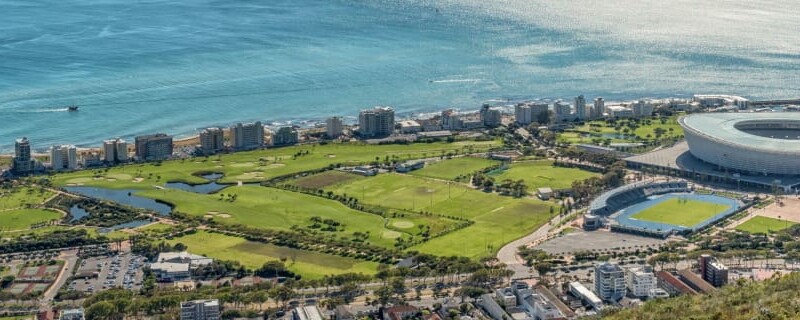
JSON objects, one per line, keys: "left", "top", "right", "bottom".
{"left": 496, "top": 219, "right": 552, "bottom": 279}
{"left": 40, "top": 249, "right": 78, "bottom": 310}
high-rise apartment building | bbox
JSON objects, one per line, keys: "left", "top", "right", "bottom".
{"left": 699, "top": 255, "right": 728, "bottom": 287}
{"left": 135, "top": 133, "right": 173, "bottom": 161}
{"left": 199, "top": 127, "right": 225, "bottom": 155}
{"left": 103, "top": 138, "right": 128, "bottom": 163}
{"left": 358, "top": 106, "right": 395, "bottom": 137}
{"left": 12, "top": 137, "right": 36, "bottom": 174}
{"left": 574, "top": 95, "right": 587, "bottom": 120}
{"left": 50, "top": 145, "right": 78, "bottom": 171}
{"left": 180, "top": 299, "right": 220, "bottom": 320}
{"left": 515, "top": 102, "right": 550, "bottom": 125}
{"left": 326, "top": 116, "right": 344, "bottom": 139}
{"left": 594, "top": 97, "right": 605, "bottom": 118}
{"left": 441, "top": 109, "right": 463, "bottom": 130}
{"left": 554, "top": 102, "right": 572, "bottom": 122}
{"left": 595, "top": 262, "right": 627, "bottom": 301}
{"left": 480, "top": 105, "right": 502, "bottom": 128}
{"left": 230, "top": 121, "right": 264, "bottom": 150}
{"left": 273, "top": 126, "right": 299, "bottom": 146}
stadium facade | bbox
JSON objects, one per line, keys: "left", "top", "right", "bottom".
{"left": 680, "top": 113, "right": 800, "bottom": 176}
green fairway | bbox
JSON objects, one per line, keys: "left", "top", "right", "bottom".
{"left": 410, "top": 157, "right": 499, "bottom": 181}
{"left": 136, "top": 222, "right": 174, "bottom": 233}
{"left": 137, "top": 185, "right": 426, "bottom": 247}
{"left": 325, "top": 173, "right": 555, "bottom": 258}
{"left": 736, "top": 216, "right": 797, "bottom": 234}
{"left": 52, "top": 140, "right": 500, "bottom": 190}
{"left": 167, "top": 231, "right": 378, "bottom": 279}
{"left": 492, "top": 160, "right": 599, "bottom": 190}
{"left": 631, "top": 198, "right": 730, "bottom": 227}
{"left": 0, "top": 209, "right": 62, "bottom": 231}
{"left": 0, "top": 187, "right": 54, "bottom": 210}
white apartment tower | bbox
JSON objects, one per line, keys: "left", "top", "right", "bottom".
{"left": 326, "top": 116, "right": 344, "bottom": 138}
{"left": 626, "top": 266, "right": 656, "bottom": 298}
{"left": 230, "top": 121, "right": 264, "bottom": 150}
{"left": 103, "top": 138, "right": 128, "bottom": 163}
{"left": 199, "top": 127, "right": 224, "bottom": 154}
{"left": 50, "top": 145, "right": 78, "bottom": 171}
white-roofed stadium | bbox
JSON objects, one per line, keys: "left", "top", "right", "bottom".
{"left": 680, "top": 113, "right": 800, "bottom": 176}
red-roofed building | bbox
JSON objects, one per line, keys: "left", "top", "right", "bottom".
{"left": 382, "top": 306, "right": 419, "bottom": 320}
{"left": 656, "top": 271, "right": 697, "bottom": 296}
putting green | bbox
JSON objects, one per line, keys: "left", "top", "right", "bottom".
{"left": 392, "top": 221, "right": 415, "bottom": 229}
{"left": 382, "top": 230, "right": 402, "bottom": 239}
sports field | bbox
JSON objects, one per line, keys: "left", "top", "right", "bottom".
{"left": 491, "top": 160, "right": 599, "bottom": 190}
{"left": 137, "top": 185, "right": 447, "bottom": 247}
{"left": 324, "top": 173, "right": 554, "bottom": 258}
{"left": 631, "top": 197, "right": 731, "bottom": 227}
{"left": 0, "top": 209, "right": 62, "bottom": 231}
{"left": 410, "top": 157, "right": 499, "bottom": 181}
{"left": 736, "top": 216, "right": 796, "bottom": 234}
{"left": 52, "top": 140, "right": 500, "bottom": 189}
{"left": 167, "top": 231, "right": 378, "bottom": 279}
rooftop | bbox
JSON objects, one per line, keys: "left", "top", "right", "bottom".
{"left": 680, "top": 113, "right": 800, "bottom": 151}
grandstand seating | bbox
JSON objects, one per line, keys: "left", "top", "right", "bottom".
{"left": 590, "top": 181, "right": 689, "bottom": 216}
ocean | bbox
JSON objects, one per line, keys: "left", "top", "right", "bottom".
{"left": 2, "top": 0, "right": 800, "bottom": 152}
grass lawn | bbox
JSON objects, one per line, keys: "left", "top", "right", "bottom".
{"left": 411, "top": 157, "right": 499, "bottom": 181}
{"left": 52, "top": 141, "right": 501, "bottom": 190}
{"left": 492, "top": 160, "right": 599, "bottom": 190}
{"left": 631, "top": 198, "right": 730, "bottom": 227}
{"left": 558, "top": 116, "right": 683, "bottom": 145}
{"left": 0, "top": 226, "right": 99, "bottom": 239}
{"left": 0, "top": 187, "right": 54, "bottom": 210}
{"left": 167, "top": 231, "right": 378, "bottom": 279}
{"left": 137, "top": 185, "right": 415, "bottom": 247}
{"left": 325, "top": 173, "right": 555, "bottom": 258}
{"left": 136, "top": 222, "right": 174, "bottom": 233}
{"left": 0, "top": 209, "right": 62, "bottom": 231}
{"left": 736, "top": 216, "right": 797, "bottom": 234}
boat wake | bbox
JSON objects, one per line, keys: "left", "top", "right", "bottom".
{"left": 429, "top": 78, "right": 482, "bottom": 84}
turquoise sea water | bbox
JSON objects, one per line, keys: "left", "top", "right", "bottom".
{"left": 2, "top": 0, "right": 800, "bottom": 151}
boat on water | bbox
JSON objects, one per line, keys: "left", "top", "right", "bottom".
{"left": 67, "top": 105, "right": 79, "bottom": 111}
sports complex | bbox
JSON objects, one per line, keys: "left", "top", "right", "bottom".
{"left": 586, "top": 181, "right": 743, "bottom": 238}
{"left": 626, "top": 113, "right": 800, "bottom": 193}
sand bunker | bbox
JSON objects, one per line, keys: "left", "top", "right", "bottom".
{"left": 392, "top": 221, "right": 415, "bottom": 229}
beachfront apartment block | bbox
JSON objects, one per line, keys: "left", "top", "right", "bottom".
{"left": 574, "top": 95, "right": 587, "bottom": 120}
{"left": 12, "top": 137, "right": 38, "bottom": 174}
{"left": 554, "top": 102, "right": 572, "bottom": 122}
{"left": 515, "top": 102, "right": 550, "bottom": 125}
{"left": 480, "top": 105, "right": 502, "bottom": 128}
{"left": 199, "top": 127, "right": 225, "bottom": 155}
{"left": 358, "top": 106, "right": 395, "bottom": 138}
{"left": 593, "top": 97, "right": 605, "bottom": 118}
{"left": 326, "top": 116, "right": 344, "bottom": 138}
{"left": 180, "top": 299, "right": 220, "bottom": 320}
{"left": 50, "top": 144, "right": 78, "bottom": 171}
{"left": 273, "top": 126, "right": 299, "bottom": 146}
{"left": 103, "top": 138, "right": 128, "bottom": 163}
{"left": 134, "top": 133, "right": 173, "bottom": 161}
{"left": 230, "top": 121, "right": 264, "bottom": 150}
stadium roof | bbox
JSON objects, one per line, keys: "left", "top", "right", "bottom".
{"left": 680, "top": 113, "right": 800, "bottom": 152}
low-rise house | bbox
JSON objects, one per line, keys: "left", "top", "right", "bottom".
{"left": 351, "top": 166, "right": 378, "bottom": 176}
{"left": 656, "top": 271, "right": 697, "bottom": 296}
{"left": 395, "top": 161, "right": 425, "bottom": 173}
{"left": 382, "top": 305, "right": 418, "bottom": 320}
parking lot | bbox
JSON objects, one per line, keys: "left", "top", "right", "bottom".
{"left": 68, "top": 253, "right": 145, "bottom": 294}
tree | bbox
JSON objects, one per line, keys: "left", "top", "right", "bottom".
{"left": 86, "top": 301, "right": 117, "bottom": 320}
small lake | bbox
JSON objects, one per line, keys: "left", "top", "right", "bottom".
{"left": 165, "top": 173, "right": 229, "bottom": 194}
{"left": 68, "top": 205, "right": 89, "bottom": 222}
{"left": 98, "top": 220, "right": 151, "bottom": 234}
{"left": 64, "top": 186, "right": 172, "bottom": 215}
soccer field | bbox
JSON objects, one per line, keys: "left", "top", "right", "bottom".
{"left": 736, "top": 216, "right": 796, "bottom": 234}
{"left": 631, "top": 197, "right": 731, "bottom": 227}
